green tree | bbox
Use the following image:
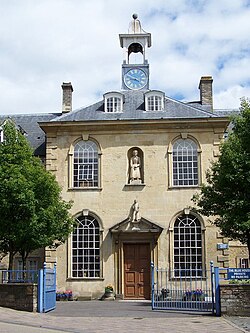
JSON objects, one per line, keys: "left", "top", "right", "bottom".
{"left": 0, "top": 120, "right": 75, "bottom": 270}
{"left": 193, "top": 99, "right": 250, "bottom": 260}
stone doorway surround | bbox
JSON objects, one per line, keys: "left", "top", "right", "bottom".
{"left": 110, "top": 217, "right": 163, "bottom": 299}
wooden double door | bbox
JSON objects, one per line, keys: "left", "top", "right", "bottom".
{"left": 124, "top": 243, "right": 151, "bottom": 299}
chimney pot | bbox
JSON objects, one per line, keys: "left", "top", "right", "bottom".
{"left": 62, "top": 82, "right": 73, "bottom": 113}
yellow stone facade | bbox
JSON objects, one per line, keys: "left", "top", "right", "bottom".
{"left": 40, "top": 117, "right": 247, "bottom": 299}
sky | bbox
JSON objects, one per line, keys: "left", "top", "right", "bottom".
{"left": 1, "top": 0, "right": 250, "bottom": 115}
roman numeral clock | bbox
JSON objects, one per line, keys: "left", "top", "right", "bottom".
{"left": 120, "top": 14, "right": 151, "bottom": 91}
{"left": 124, "top": 68, "right": 148, "bottom": 90}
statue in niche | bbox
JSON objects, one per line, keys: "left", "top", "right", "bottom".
{"left": 129, "top": 149, "right": 141, "bottom": 184}
{"left": 129, "top": 199, "right": 141, "bottom": 223}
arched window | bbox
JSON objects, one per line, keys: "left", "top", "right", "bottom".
{"left": 128, "top": 42, "right": 144, "bottom": 64}
{"left": 72, "top": 214, "right": 101, "bottom": 278}
{"left": 73, "top": 140, "right": 99, "bottom": 188}
{"left": 174, "top": 214, "right": 202, "bottom": 277}
{"left": 173, "top": 139, "right": 198, "bottom": 186}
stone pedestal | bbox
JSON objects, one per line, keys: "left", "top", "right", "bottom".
{"left": 130, "top": 179, "right": 142, "bottom": 185}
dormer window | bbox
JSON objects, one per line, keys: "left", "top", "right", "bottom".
{"left": 0, "top": 127, "right": 3, "bottom": 143}
{"left": 107, "top": 97, "right": 121, "bottom": 112}
{"left": 145, "top": 91, "right": 164, "bottom": 111}
{"left": 148, "top": 96, "right": 162, "bottom": 111}
{"left": 104, "top": 92, "right": 124, "bottom": 113}
{"left": 0, "top": 120, "right": 26, "bottom": 144}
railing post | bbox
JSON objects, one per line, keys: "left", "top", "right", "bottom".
{"left": 2, "top": 271, "right": 5, "bottom": 284}
{"left": 210, "top": 261, "right": 215, "bottom": 315}
{"left": 214, "top": 266, "right": 221, "bottom": 317}
{"left": 54, "top": 262, "right": 57, "bottom": 286}
{"left": 37, "top": 268, "right": 44, "bottom": 313}
{"left": 53, "top": 263, "right": 57, "bottom": 304}
{"left": 151, "top": 262, "right": 155, "bottom": 310}
{"left": 43, "top": 262, "right": 46, "bottom": 313}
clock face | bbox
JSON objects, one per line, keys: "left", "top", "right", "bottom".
{"left": 124, "top": 68, "right": 147, "bottom": 90}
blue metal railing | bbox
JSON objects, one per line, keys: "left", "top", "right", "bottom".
{"left": 151, "top": 262, "right": 215, "bottom": 313}
{"left": 1, "top": 270, "right": 39, "bottom": 283}
{"left": 151, "top": 263, "right": 248, "bottom": 317}
{"left": 1, "top": 265, "right": 56, "bottom": 313}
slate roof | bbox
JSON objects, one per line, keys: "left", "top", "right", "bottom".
{"left": 213, "top": 109, "right": 239, "bottom": 117}
{"left": 50, "top": 90, "right": 231, "bottom": 123}
{"left": 0, "top": 90, "right": 236, "bottom": 156}
{"left": 0, "top": 113, "right": 60, "bottom": 156}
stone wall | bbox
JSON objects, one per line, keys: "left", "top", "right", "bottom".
{"left": 220, "top": 284, "right": 250, "bottom": 316}
{"left": 0, "top": 283, "right": 37, "bottom": 312}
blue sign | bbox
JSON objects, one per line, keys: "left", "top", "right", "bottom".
{"left": 227, "top": 268, "right": 250, "bottom": 280}
{"left": 217, "top": 243, "right": 229, "bottom": 250}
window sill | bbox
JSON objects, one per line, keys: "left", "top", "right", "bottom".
{"left": 68, "top": 187, "right": 102, "bottom": 191}
{"left": 143, "top": 110, "right": 164, "bottom": 112}
{"left": 168, "top": 276, "right": 207, "bottom": 281}
{"left": 168, "top": 185, "right": 201, "bottom": 190}
{"left": 104, "top": 111, "right": 123, "bottom": 113}
{"left": 67, "top": 277, "right": 104, "bottom": 281}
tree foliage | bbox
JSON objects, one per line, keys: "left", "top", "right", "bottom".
{"left": 0, "top": 120, "right": 75, "bottom": 270}
{"left": 193, "top": 99, "right": 250, "bottom": 259}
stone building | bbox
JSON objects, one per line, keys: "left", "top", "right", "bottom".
{"left": 0, "top": 15, "right": 248, "bottom": 298}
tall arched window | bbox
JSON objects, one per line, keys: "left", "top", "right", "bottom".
{"left": 173, "top": 138, "right": 198, "bottom": 186}
{"left": 73, "top": 140, "right": 99, "bottom": 188}
{"left": 174, "top": 214, "right": 202, "bottom": 277}
{"left": 72, "top": 214, "right": 101, "bottom": 278}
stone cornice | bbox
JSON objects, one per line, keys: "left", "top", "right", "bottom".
{"left": 39, "top": 117, "right": 230, "bottom": 134}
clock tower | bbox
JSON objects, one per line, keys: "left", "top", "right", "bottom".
{"left": 119, "top": 14, "right": 151, "bottom": 90}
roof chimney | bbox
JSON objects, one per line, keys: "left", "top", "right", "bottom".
{"left": 199, "top": 76, "right": 213, "bottom": 110}
{"left": 61, "top": 82, "right": 73, "bottom": 113}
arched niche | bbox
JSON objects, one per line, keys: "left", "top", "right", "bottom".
{"left": 127, "top": 147, "right": 144, "bottom": 184}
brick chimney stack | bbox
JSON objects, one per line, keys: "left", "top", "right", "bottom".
{"left": 199, "top": 76, "right": 213, "bottom": 110}
{"left": 61, "top": 82, "right": 73, "bottom": 113}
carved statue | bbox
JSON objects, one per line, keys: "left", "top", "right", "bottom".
{"left": 129, "top": 150, "right": 141, "bottom": 183}
{"left": 130, "top": 199, "right": 141, "bottom": 223}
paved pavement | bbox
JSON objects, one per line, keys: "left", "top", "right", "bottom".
{"left": 0, "top": 301, "right": 249, "bottom": 333}
{"left": 1, "top": 322, "right": 64, "bottom": 333}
